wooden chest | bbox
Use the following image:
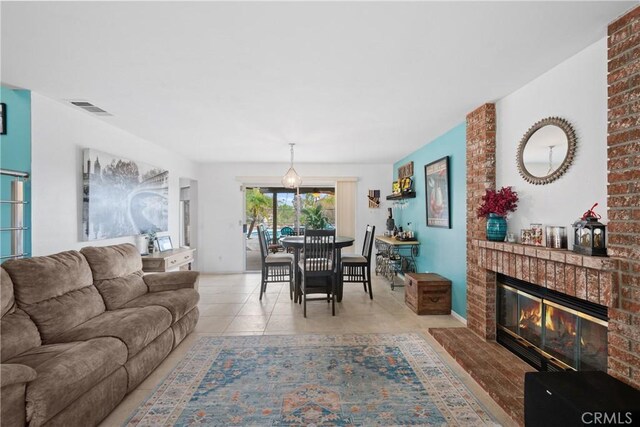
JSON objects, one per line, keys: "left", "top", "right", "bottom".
{"left": 404, "top": 273, "right": 451, "bottom": 315}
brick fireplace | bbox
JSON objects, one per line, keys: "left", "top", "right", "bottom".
{"left": 462, "top": 5, "right": 640, "bottom": 389}
{"left": 476, "top": 241, "right": 615, "bottom": 371}
{"left": 605, "top": 5, "right": 640, "bottom": 390}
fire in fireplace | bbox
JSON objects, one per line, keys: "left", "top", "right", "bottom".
{"left": 496, "top": 274, "right": 608, "bottom": 372}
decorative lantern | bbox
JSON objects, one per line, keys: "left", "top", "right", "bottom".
{"left": 572, "top": 203, "right": 607, "bottom": 257}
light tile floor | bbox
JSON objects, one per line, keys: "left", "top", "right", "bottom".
{"left": 99, "top": 273, "right": 516, "bottom": 426}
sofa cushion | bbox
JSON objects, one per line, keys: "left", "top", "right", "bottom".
{"left": 4, "top": 250, "right": 94, "bottom": 303}
{"left": 39, "top": 367, "right": 127, "bottom": 427}
{"left": 1, "top": 268, "right": 42, "bottom": 362}
{"left": 3, "top": 251, "right": 106, "bottom": 342}
{"left": 172, "top": 306, "right": 200, "bottom": 348}
{"left": 6, "top": 338, "right": 127, "bottom": 427}
{"left": 50, "top": 306, "right": 172, "bottom": 357}
{"left": 122, "top": 288, "right": 200, "bottom": 323}
{"left": 80, "top": 243, "right": 143, "bottom": 279}
{"left": 1, "top": 268, "right": 16, "bottom": 316}
{"left": 124, "top": 329, "right": 174, "bottom": 392}
{"left": 81, "top": 244, "right": 148, "bottom": 309}
{"left": 94, "top": 271, "right": 148, "bottom": 310}
{"left": 1, "top": 308, "right": 42, "bottom": 363}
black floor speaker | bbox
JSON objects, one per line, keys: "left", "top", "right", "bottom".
{"left": 525, "top": 371, "right": 640, "bottom": 427}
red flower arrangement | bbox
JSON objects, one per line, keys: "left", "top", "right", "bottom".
{"left": 477, "top": 186, "right": 519, "bottom": 218}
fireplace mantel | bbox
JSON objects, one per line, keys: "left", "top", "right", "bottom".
{"left": 472, "top": 239, "right": 618, "bottom": 308}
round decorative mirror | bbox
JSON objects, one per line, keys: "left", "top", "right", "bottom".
{"left": 517, "top": 117, "right": 577, "bottom": 185}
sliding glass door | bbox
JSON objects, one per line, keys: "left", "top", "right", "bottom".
{"left": 244, "top": 187, "right": 335, "bottom": 271}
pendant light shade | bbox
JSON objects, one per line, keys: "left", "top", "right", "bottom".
{"left": 282, "top": 143, "right": 302, "bottom": 188}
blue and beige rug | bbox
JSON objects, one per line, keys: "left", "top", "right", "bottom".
{"left": 127, "top": 333, "right": 498, "bottom": 426}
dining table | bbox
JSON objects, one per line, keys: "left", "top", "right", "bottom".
{"left": 281, "top": 235, "right": 355, "bottom": 303}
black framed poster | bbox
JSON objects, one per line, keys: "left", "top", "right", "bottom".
{"left": 0, "top": 103, "right": 6, "bottom": 135}
{"left": 425, "top": 156, "right": 451, "bottom": 228}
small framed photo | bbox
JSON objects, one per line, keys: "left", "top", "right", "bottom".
{"left": 0, "top": 103, "right": 6, "bottom": 135}
{"left": 156, "top": 236, "right": 173, "bottom": 252}
{"left": 530, "top": 224, "right": 544, "bottom": 246}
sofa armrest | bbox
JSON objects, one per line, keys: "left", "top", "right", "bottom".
{"left": 143, "top": 271, "right": 200, "bottom": 292}
{"left": 1, "top": 364, "right": 36, "bottom": 388}
{"left": 2, "top": 364, "right": 36, "bottom": 426}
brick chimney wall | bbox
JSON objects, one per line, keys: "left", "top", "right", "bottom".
{"left": 463, "top": 5, "right": 640, "bottom": 389}
{"left": 607, "top": 5, "right": 640, "bottom": 389}
{"left": 466, "top": 103, "right": 497, "bottom": 340}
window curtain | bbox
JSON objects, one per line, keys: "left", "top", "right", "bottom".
{"left": 335, "top": 180, "right": 356, "bottom": 253}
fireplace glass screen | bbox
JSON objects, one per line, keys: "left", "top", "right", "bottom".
{"left": 497, "top": 285, "right": 542, "bottom": 349}
{"left": 580, "top": 318, "right": 608, "bottom": 371}
{"left": 517, "top": 293, "right": 543, "bottom": 348}
{"left": 541, "top": 303, "right": 578, "bottom": 369}
{"left": 497, "top": 283, "right": 608, "bottom": 372}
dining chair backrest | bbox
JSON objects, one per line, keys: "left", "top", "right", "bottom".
{"left": 257, "top": 224, "right": 268, "bottom": 260}
{"left": 264, "top": 228, "right": 275, "bottom": 244}
{"left": 362, "top": 224, "right": 376, "bottom": 259}
{"left": 303, "top": 229, "right": 336, "bottom": 273}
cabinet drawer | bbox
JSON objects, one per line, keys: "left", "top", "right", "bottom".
{"left": 167, "top": 251, "right": 193, "bottom": 268}
{"left": 142, "top": 249, "right": 196, "bottom": 272}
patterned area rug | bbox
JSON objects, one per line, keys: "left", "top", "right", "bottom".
{"left": 126, "top": 333, "right": 498, "bottom": 426}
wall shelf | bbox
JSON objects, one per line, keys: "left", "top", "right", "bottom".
{"left": 386, "top": 191, "right": 416, "bottom": 201}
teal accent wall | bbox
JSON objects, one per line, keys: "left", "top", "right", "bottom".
{"left": 0, "top": 87, "right": 32, "bottom": 261}
{"left": 394, "top": 123, "right": 467, "bottom": 318}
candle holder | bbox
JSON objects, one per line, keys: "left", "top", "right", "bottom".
{"left": 572, "top": 203, "right": 607, "bottom": 257}
{"left": 545, "top": 226, "right": 567, "bottom": 249}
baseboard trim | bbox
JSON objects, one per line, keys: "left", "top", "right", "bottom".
{"left": 451, "top": 310, "right": 467, "bottom": 326}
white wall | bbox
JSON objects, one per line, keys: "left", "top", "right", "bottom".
{"left": 197, "top": 162, "right": 392, "bottom": 273}
{"left": 496, "top": 38, "right": 608, "bottom": 244}
{"left": 31, "top": 93, "right": 198, "bottom": 255}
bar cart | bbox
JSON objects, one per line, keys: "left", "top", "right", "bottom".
{"left": 374, "top": 235, "right": 419, "bottom": 290}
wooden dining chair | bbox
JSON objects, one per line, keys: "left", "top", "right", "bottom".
{"left": 341, "top": 225, "right": 376, "bottom": 299}
{"left": 298, "top": 229, "right": 336, "bottom": 317}
{"left": 258, "top": 225, "right": 294, "bottom": 300}
{"left": 264, "top": 228, "right": 284, "bottom": 253}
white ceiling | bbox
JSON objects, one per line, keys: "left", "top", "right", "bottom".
{"left": 1, "top": 1, "right": 634, "bottom": 164}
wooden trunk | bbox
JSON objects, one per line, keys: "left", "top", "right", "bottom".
{"left": 404, "top": 272, "right": 451, "bottom": 315}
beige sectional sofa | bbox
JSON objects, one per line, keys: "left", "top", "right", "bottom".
{"left": 0, "top": 244, "right": 200, "bottom": 426}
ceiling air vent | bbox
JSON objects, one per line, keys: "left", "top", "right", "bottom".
{"left": 68, "top": 100, "right": 112, "bottom": 116}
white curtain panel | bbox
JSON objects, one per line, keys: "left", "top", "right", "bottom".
{"left": 336, "top": 180, "right": 356, "bottom": 253}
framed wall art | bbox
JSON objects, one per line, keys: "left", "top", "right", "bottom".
{"left": 82, "top": 149, "right": 169, "bottom": 240}
{"left": 0, "top": 103, "right": 6, "bottom": 135}
{"left": 425, "top": 156, "right": 451, "bottom": 228}
{"left": 368, "top": 189, "right": 380, "bottom": 208}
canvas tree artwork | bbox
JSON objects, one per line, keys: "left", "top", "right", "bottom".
{"left": 82, "top": 149, "right": 169, "bottom": 240}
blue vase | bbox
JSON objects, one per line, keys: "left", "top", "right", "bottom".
{"left": 486, "top": 213, "right": 507, "bottom": 241}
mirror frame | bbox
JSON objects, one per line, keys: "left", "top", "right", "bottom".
{"left": 517, "top": 116, "right": 577, "bottom": 185}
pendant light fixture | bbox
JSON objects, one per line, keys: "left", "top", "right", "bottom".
{"left": 282, "top": 143, "right": 302, "bottom": 189}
